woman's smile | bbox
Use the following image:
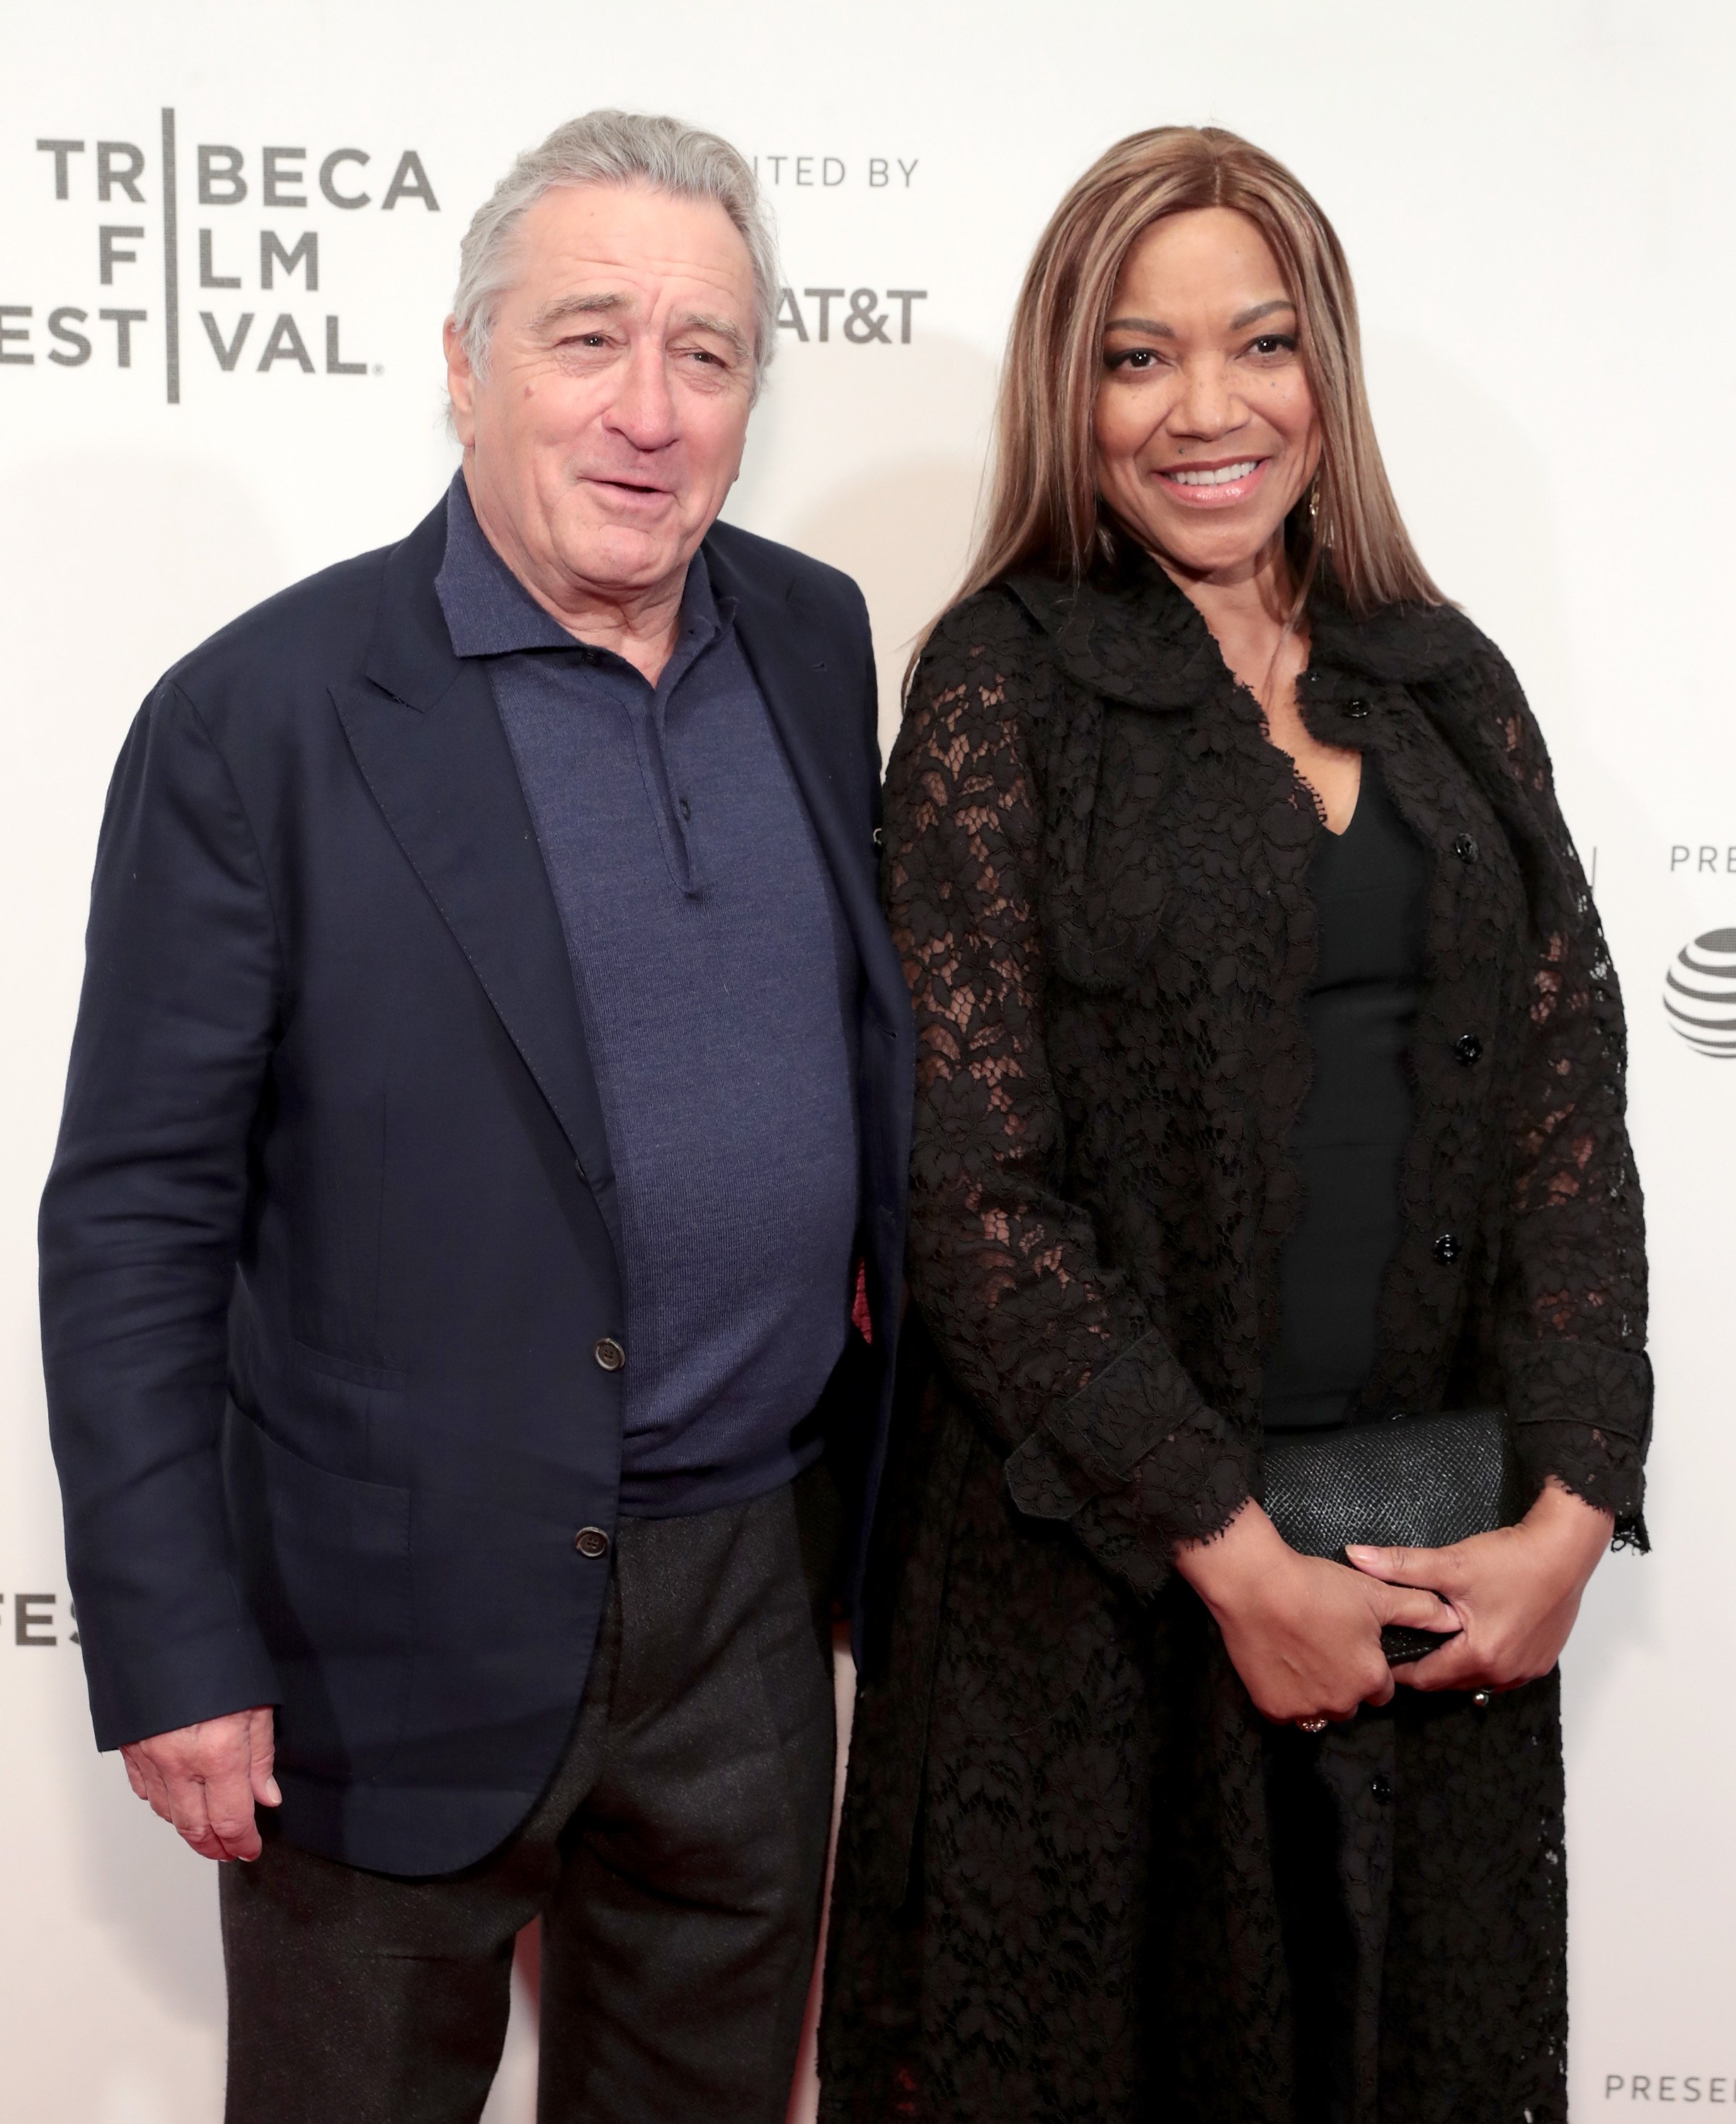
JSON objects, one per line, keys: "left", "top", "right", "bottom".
{"left": 1154, "top": 455, "right": 1271, "bottom": 506}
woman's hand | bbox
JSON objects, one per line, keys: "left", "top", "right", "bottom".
{"left": 1175, "top": 1501, "right": 1459, "bottom": 1724}
{"left": 1345, "top": 1478, "right": 1614, "bottom": 1694}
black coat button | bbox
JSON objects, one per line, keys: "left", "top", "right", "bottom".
{"left": 1345, "top": 698, "right": 1370, "bottom": 720}
{"left": 593, "top": 1337, "right": 626, "bottom": 1371}
{"left": 1432, "top": 1233, "right": 1461, "bottom": 1263}
{"left": 1454, "top": 1032, "right": 1483, "bottom": 1066}
{"left": 573, "top": 1526, "right": 611, "bottom": 1560}
{"left": 872, "top": 826, "right": 884, "bottom": 850}
{"left": 1371, "top": 1772, "right": 1393, "bottom": 1803}
{"left": 1453, "top": 833, "right": 1480, "bottom": 864}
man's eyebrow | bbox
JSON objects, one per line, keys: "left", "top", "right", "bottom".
{"left": 1103, "top": 297, "right": 1297, "bottom": 338}
{"left": 672, "top": 310, "right": 752, "bottom": 361}
{"left": 531, "top": 292, "right": 629, "bottom": 334}
{"left": 529, "top": 292, "right": 750, "bottom": 362}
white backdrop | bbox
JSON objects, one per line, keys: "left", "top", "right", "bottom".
{"left": 4, "top": 3, "right": 1733, "bottom": 2116}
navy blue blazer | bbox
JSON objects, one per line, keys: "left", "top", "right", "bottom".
{"left": 40, "top": 497, "right": 913, "bottom": 1876}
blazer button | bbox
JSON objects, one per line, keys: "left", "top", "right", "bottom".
{"left": 1453, "top": 832, "right": 1480, "bottom": 864}
{"left": 573, "top": 1526, "right": 611, "bottom": 1560}
{"left": 1454, "top": 1032, "right": 1483, "bottom": 1066}
{"left": 593, "top": 1337, "right": 626, "bottom": 1371}
{"left": 1345, "top": 698, "right": 1370, "bottom": 720}
{"left": 872, "top": 826, "right": 884, "bottom": 850}
{"left": 1371, "top": 1772, "right": 1393, "bottom": 1803}
{"left": 1433, "top": 1232, "right": 1462, "bottom": 1263}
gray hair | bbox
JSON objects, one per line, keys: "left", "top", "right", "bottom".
{"left": 452, "top": 110, "right": 780, "bottom": 389}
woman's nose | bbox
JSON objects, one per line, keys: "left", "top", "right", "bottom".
{"left": 1172, "top": 356, "right": 1238, "bottom": 439}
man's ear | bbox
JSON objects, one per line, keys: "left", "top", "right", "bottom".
{"left": 444, "top": 316, "right": 477, "bottom": 449}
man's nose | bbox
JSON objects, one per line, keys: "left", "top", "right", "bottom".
{"left": 606, "top": 342, "right": 680, "bottom": 452}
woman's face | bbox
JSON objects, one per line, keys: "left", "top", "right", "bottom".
{"left": 1093, "top": 207, "right": 1320, "bottom": 586}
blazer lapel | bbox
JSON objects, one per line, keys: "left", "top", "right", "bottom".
{"left": 333, "top": 502, "right": 622, "bottom": 1258}
{"left": 711, "top": 539, "right": 909, "bottom": 1029}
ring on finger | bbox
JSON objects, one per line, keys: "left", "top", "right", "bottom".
{"left": 1296, "top": 1716, "right": 1329, "bottom": 1735}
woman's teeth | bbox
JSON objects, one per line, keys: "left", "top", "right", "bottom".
{"left": 1167, "top": 461, "right": 1260, "bottom": 486}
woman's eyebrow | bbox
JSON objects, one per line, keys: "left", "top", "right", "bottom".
{"left": 1229, "top": 298, "right": 1296, "bottom": 329}
{"left": 1103, "top": 298, "right": 1297, "bottom": 337}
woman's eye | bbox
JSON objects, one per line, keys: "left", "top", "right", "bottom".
{"left": 1249, "top": 334, "right": 1297, "bottom": 357}
{"left": 1110, "top": 348, "right": 1158, "bottom": 371}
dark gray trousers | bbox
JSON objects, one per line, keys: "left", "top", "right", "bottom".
{"left": 220, "top": 1468, "right": 839, "bottom": 2123}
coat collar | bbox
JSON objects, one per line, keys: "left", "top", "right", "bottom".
{"left": 1006, "top": 546, "right": 1481, "bottom": 710}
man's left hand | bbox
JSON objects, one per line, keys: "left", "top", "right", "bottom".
{"left": 120, "top": 1706, "right": 280, "bottom": 1861}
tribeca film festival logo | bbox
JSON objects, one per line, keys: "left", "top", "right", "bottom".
{"left": 2, "top": 113, "right": 439, "bottom": 403}
{"left": 0, "top": 1590, "right": 76, "bottom": 1649}
{"left": 1, "top": 118, "right": 930, "bottom": 406}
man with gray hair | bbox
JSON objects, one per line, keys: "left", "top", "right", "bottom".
{"left": 40, "top": 110, "right": 911, "bottom": 2121}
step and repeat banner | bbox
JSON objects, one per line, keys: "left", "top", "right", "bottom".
{"left": 3, "top": 3, "right": 1732, "bottom": 2116}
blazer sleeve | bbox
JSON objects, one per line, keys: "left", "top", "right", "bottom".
{"left": 882, "top": 607, "right": 1254, "bottom": 1597}
{"left": 1479, "top": 650, "right": 1652, "bottom": 1543}
{"left": 40, "top": 680, "right": 283, "bottom": 1748}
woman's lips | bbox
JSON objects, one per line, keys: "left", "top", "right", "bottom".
{"left": 1154, "top": 457, "right": 1270, "bottom": 508}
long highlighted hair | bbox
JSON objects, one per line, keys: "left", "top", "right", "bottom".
{"left": 949, "top": 125, "right": 1443, "bottom": 627}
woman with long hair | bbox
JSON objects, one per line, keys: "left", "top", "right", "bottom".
{"left": 821, "top": 127, "right": 1649, "bottom": 2124}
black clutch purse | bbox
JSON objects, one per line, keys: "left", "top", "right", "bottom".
{"left": 1262, "top": 1409, "right": 1524, "bottom": 1663}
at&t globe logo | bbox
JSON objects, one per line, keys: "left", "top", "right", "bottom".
{"left": 1662, "top": 929, "right": 1736, "bottom": 1058}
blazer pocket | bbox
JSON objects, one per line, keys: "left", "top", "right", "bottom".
{"left": 223, "top": 1401, "right": 413, "bottom": 1781}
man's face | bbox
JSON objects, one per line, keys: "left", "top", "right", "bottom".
{"left": 445, "top": 182, "right": 758, "bottom": 614}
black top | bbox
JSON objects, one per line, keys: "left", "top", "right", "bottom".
{"left": 1262, "top": 755, "right": 1429, "bottom": 1432}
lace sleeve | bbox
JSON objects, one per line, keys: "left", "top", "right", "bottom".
{"left": 883, "top": 606, "right": 1254, "bottom": 1596}
{"left": 1482, "top": 652, "right": 1652, "bottom": 1543}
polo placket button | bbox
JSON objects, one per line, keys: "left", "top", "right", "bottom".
{"left": 1453, "top": 833, "right": 1480, "bottom": 864}
{"left": 573, "top": 1527, "right": 611, "bottom": 1560}
{"left": 593, "top": 1337, "right": 625, "bottom": 1371}
{"left": 1454, "top": 1032, "right": 1483, "bottom": 1066}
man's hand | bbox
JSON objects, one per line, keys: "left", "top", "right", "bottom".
{"left": 120, "top": 1706, "right": 280, "bottom": 1861}
{"left": 1347, "top": 1478, "right": 1614, "bottom": 1694}
{"left": 1175, "top": 1502, "right": 1459, "bottom": 1724}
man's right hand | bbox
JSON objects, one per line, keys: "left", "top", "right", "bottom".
{"left": 1174, "top": 1502, "right": 1459, "bottom": 1725}
{"left": 120, "top": 1706, "right": 280, "bottom": 1861}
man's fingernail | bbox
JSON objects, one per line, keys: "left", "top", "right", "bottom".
{"left": 263, "top": 1778, "right": 282, "bottom": 1806}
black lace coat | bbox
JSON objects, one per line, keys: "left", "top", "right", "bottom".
{"left": 820, "top": 556, "right": 1650, "bottom": 2124}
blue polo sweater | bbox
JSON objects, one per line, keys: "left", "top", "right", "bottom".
{"left": 435, "top": 474, "right": 860, "bottom": 1515}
